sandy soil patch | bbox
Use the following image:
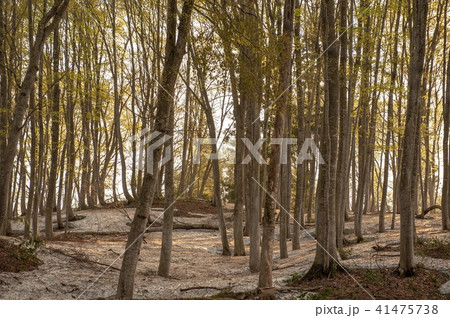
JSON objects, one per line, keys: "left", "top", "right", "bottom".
{"left": 0, "top": 205, "right": 449, "bottom": 299}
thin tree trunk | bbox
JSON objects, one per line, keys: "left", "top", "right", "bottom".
{"left": 335, "top": 0, "right": 349, "bottom": 248}
{"left": 0, "top": 0, "right": 70, "bottom": 234}
{"left": 380, "top": 3, "right": 400, "bottom": 233}
{"left": 293, "top": 0, "right": 304, "bottom": 250}
{"left": 259, "top": 0, "right": 294, "bottom": 289}
{"left": 45, "top": 18, "right": 62, "bottom": 238}
{"left": 116, "top": 0, "right": 194, "bottom": 299}
{"left": 398, "top": 0, "right": 427, "bottom": 276}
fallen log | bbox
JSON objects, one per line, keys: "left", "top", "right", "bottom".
{"left": 277, "top": 286, "right": 323, "bottom": 292}
{"left": 147, "top": 223, "right": 219, "bottom": 232}
{"left": 180, "top": 286, "right": 230, "bottom": 292}
{"left": 372, "top": 242, "right": 399, "bottom": 251}
{"left": 63, "top": 223, "right": 220, "bottom": 237}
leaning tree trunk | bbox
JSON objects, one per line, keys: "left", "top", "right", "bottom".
{"left": 192, "top": 53, "right": 231, "bottom": 256}
{"left": 0, "top": 0, "right": 70, "bottom": 234}
{"left": 116, "top": 0, "right": 194, "bottom": 299}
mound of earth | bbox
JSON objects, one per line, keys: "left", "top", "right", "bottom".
{"left": 153, "top": 199, "right": 219, "bottom": 217}
{"left": 286, "top": 267, "right": 450, "bottom": 300}
{"left": 416, "top": 238, "right": 450, "bottom": 260}
{"left": 0, "top": 239, "right": 42, "bottom": 273}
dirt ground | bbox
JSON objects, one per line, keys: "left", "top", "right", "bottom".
{"left": 0, "top": 202, "right": 449, "bottom": 300}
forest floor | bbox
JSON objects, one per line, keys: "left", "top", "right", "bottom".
{"left": 0, "top": 200, "right": 449, "bottom": 300}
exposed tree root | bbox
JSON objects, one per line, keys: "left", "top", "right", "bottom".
{"left": 47, "top": 247, "right": 120, "bottom": 271}
{"left": 396, "top": 265, "right": 416, "bottom": 277}
{"left": 372, "top": 242, "right": 399, "bottom": 251}
{"left": 302, "top": 262, "right": 346, "bottom": 281}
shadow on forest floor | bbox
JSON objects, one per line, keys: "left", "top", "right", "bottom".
{"left": 0, "top": 201, "right": 449, "bottom": 299}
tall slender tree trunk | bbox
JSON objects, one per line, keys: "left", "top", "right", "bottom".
{"left": 191, "top": 52, "right": 231, "bottom": 256}
{"left": 293, "top": 0, "right": 304, "bottom": 250}
{"left": 225, "top": 39, "right": 246, "bottom": 256}
{"left": 24, "top": 0, "right": 35, "bottom": 238}
{"left": 239, "top": 0, "right": 263, "bottom": 271}
{"left": 335, "top": 0, "right": 349, "bottom": 248}
{"left": 110, "top": 0, "right": 133, "bottom": 203}
{"left": 380, "top": 3, "right": 400, "bottom": 233}
{"left": 304, "top": 0, "right": 340, "bottom": 279}
{"left": 398, "top": 0, "right": 427, "bottom": 276}
{"left": 45, "top": 18, "right": 62, "bottom": 238}
{"left": 442, "top": 46, "right": 450, "bottom": 230}
{"left": 0, "top": 0, "right": 70, "bottom": 234}
{"left": 116, "top": 0, "right": 194, "bottom": 299}
{"left": 259, "top": 0, "right": 295, "bottom": 289}
{"left": 178, "top": 54, "right": 191, "bottom": 195}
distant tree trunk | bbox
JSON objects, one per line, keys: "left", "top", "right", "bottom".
{"left": 442, "top": 3, "right": 450, "bottom": 231}
{"left": 116, "top": 0, "right": 194, "bottom": 299}
{"left": 279, "top": 7, "right": 293, "bottom": 256}
{"left": 392, "top": 38, "right": 407, "bottom": 230}
{"left": 124, "top": 0, "right": 138, "bottom": 199}
{"left": 442, "top": 44, "right": 450, "bottom": 230}
{"left": 56, "top": 143, "right": 66, "bottom": 229}
{"left": 259, "top": 0, "right": 294, "bottom": 289}
{"left": 280, "top": 115, "right": 292, "bottom": 258}
{"left": 380, "top": 3, "right": 400, "bottom": 233}
{"left": 398, "top": 0, "right": 427, "bottom": 276}
{"left": 64, "top": 18, "right": 76, "bottom": 222}
{"left": 79, "top": 81, "right": 91, "bottom": 210}
{"left": 24, "top": 0, "right": 36, "bottom": 239}
{"left": 110, "top": 0, "right": 133, "bottom": 203}
{"left": 293, "top": 0, "right": 304, "bottom": 250}
{"left": 191, "top": 50, "right": 231, "bottom": 256}
{"left": 0, "top": 0, "right": 70, "bottom": 234}
{"left": 354, "top": 0, "right": 372, "bottom": 242}
{"left": 307, "top": 44, "right": 322, "bottom": 224}
{"left": 224, "top": 36, "right": 246, "bottom": 256}
{"left": 178, "top": 53, "right": 191, "bottom": 195}
{"left": 335, "top": 0, "right": 349, "bottom": 248}
{"left": 367, "top": 0, "right": 388, "bottom": 228}
{"left": 45, "top": 19, "right": 62, "bottom": 238}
